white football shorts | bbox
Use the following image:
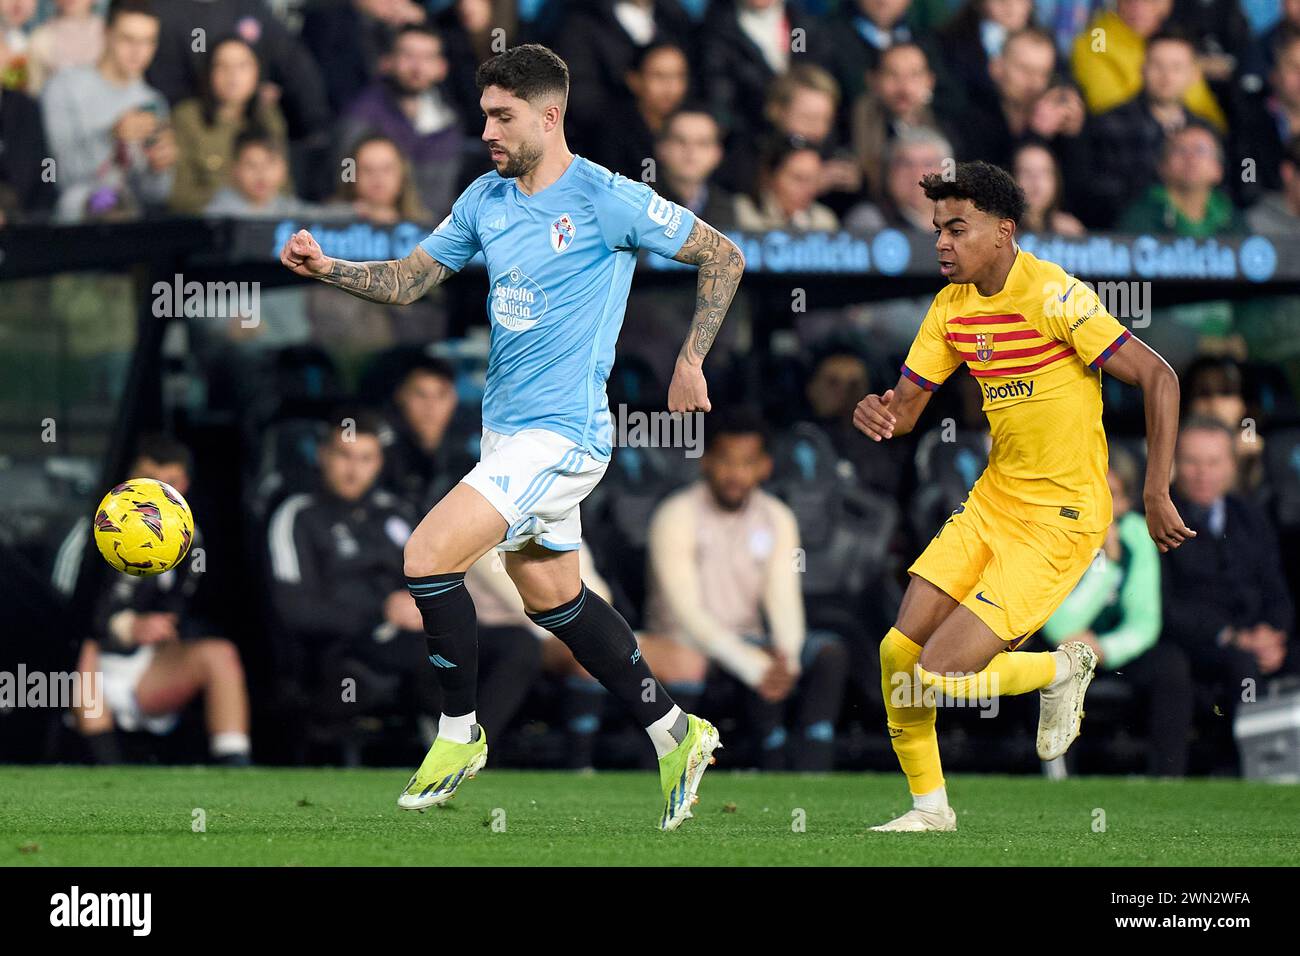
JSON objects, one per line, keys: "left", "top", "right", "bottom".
{"left": 460, "top": 427, "right": 608, "bottom": 552}
{"left": 100, "top": 645, "right": 179, "bottom": 735}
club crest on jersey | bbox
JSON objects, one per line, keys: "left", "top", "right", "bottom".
{"left": 550, "top": 214, "right": 576, "bottom": 253}
{"left": 975, "top": 332, "right": 994, "bottom": 364}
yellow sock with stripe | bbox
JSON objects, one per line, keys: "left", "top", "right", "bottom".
{"left": 880, "top": 627, "right": 944, "bottom": 797}
{"left": 916, "top": 649, "right": 1058, "bottom": 700}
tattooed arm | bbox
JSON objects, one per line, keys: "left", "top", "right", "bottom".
{"left": 666, "top": 219, "right": 746, "bottom": 412}
{"left": 279, "top": 229, "right": 452, "bottom": 305}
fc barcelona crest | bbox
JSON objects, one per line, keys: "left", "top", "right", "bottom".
{"left": 975, "top": 332, "right": 993, "bottom": 364}
{"left": 550, "top": 214, "right": 576, "bottom": 253}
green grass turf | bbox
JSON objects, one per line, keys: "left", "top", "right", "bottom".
{"left": 2, "top": 766, "right": 1296, "bottom": 866}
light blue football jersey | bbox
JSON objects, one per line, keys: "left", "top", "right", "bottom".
{"left": 418, "top": 155, "right": 697, "bottom": 460}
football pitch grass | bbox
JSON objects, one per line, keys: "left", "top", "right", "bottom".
{"left": 2, "top": 766, "right": 1296, "bottom": 866}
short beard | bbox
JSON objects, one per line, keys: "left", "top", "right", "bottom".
{"left": 498, "top": 138, "right": 543, "bottom": 179}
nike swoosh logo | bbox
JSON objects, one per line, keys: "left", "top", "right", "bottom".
{"left": 1059, "top": 283, "right": 1076, "bottom": 302}
{"left": 975, "top": 591, "right": 1002, "bottom": 609}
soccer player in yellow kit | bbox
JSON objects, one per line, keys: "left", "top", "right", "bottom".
{"left": 854, "top": 161, "right": 1196, "bottom": 832}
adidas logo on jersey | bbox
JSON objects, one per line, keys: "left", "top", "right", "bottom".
{"left": 489, "top": 475, "right": 510, "bottom": 492}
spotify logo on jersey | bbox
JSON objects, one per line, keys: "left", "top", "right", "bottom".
{"left": 490, "top": 267, "right": 549, "bottom": 332}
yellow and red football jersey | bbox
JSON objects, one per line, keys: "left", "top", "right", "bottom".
{"left": 901, "top": 247, "right": 1132, "bottom": 532}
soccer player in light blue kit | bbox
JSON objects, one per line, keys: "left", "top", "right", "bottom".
{"left": 279, "top": 44, "right": 745, "bottom": 830}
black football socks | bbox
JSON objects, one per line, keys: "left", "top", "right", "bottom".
{"left": 405, "top": 572, "right": 479, "bottom": 723}
{"left": 527, "top": 585, "right": 684, "bottom": 746}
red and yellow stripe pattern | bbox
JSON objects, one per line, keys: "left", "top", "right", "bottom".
{"left": 944, "top": 313, "right": 1078, "bottom": 378}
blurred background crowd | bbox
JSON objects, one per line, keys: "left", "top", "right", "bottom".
{"left": 1, "top": 0, "right": 1299, "bottom": 777}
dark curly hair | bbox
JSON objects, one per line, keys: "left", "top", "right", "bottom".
{"left": 919, "top": 160, "right": 1027, "bottom": 225}
{"left": 475, "top": 43, "right": 569, "bottom": 106}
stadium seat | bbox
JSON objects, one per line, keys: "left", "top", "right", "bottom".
{"left": 1262, "top": 427, "right": 1300, "bottom": 531}
{"left": 909, "top": 428, "right": 989, "bottom": 543}
{"left": 583, "top": 443, "right": 694, "bottom": 626}
{"left": 767, "top": 422, "right": 903, "bottom": 632}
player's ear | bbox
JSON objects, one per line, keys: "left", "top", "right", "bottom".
{"left": 998, "top": 218, "right": 1015, "bottom": 247}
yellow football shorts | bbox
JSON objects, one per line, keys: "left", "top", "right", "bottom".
{"left": 908, "top": 483, "right": 1106, "bottom": 649}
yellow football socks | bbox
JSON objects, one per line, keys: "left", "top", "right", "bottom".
{"left": 880, "top": 627, "right": 944, "bottom": 795}
{"left": 915, "top": 649, "right": 1057, "bottom": 699}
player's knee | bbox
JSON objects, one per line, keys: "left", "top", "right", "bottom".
{"left": 403, "top": 531, "right": 453, "bottom": 578}
{"left": 917, "top": 644, "right": 957, "bottom": 677}
{"left": 197, "top": 638, "right": 243, "bottom": 678}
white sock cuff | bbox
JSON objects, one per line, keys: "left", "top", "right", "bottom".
{"left": 439, "top": 711, "right": 477, "bottom": 744}
{"left": 912, "top": 785, "right": 949, "bottom": 813}
{"left": 210, "top": 732, "right": 251, "bottom": 757}
{"left": 645, "top": 705, "right": 684, "bottom": 758}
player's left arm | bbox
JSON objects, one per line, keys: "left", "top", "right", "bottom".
{"left": 667, "top": 218, "right": 747, "bottom": 412}
{"left": 1099, "top": 335, "right": 1197, "bottom": 553}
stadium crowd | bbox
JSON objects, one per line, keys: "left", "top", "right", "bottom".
{"left": 0, "top": 0, "right": 1297, "bottom": 235}
{"left": 10, "top": 0, "right": 1300, "bottom": 774}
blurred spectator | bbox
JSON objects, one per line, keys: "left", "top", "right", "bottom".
{"left": 1241, "top": 0, "right": 1300, "bottom": 86}
{"left": 843, "top": 125, "right": 951, "bottom": 232}
{"left": 268, "top": 413, "right": 539, "bottom": 742}
{"left": 464, "top": 540, "right": 607, "bottom": 769}
{"left": 652, "top": 105, "right": 737, "bottom": 229}
{"left": 41, "top": 0, "right": 176, "bottom": 222}
{"left": 309, "top": 136, "right": 441, "bottom": 349}
{"left": 1042, "top": 449, "right": 1193, "bottom": 776}
{"left": 1012, "top": 137, "right": 1084, "bottom": 234}
{"left": 765, "top": 63, "right": 863, "bottom": 210}
{"left": 1118, "top": 122, "right": 1246, "bottom": 234}
{"left": 302, "top": 0, "right": 426, "bottom": 115}
{"left": 937, "top": 0, "right": 1036, "bottom": 112}
{"left": 701, "top": 0, "right": 821, "bottom": 159}
{"left": 1183, "top": 355, "right": 1267, "bottom": 494}
{"left": 850, "top": 41, "right": 964, "bottom": 200}
{"left": 800, "top": 343, "right": 906, "bottom": 495}
{"left": 590, "top": 40, "right": 689, "bottom": 180}
{"left": 378, "top": 355, "right": 475, "bottom": 516}
{"left": 169, "top": 36, "right": 290, "bottom": 215}
{"left": 148, "top": 0, "right": 330, "bottom": 145}
{"left": 1246, "top": 134, "right": 1300, "bottom": 234}
{"left": 1168, "top": 0, "right": 1251, "bottom": 106}
{"left": 1164, "top": 417, "right": 1295, "bottom": 731}
{"left": 24, "top": 0, "right": 103, "bottom": 94}
{"left": 1071, "top": 0, "right": 1227, "bottom": 131}
{"left": 733, "top": 134, "right": 839, "bottom": 230}
{"left": 54, "top": 435, "right": 252, "bottom": 766}
{"left": 1232, "top": 26, "right": 1300, "bottom": 207}
{"left": 327, "top": 132, "right": 429, "bottom": 224}
{"left": 0, "top": 81, "right": 53, "bottom": 222}
{"left": 1036, "top": 0, "right": 1094, "bottom": 57}
{"left": 0, "top": 0, "right": 35, "bottom": 90}
{"left": 640, "top": 408, "right": 849, "bottom": 770}
{"left": 1086, "top": 31, "right": 1204, "bottom": 228}
{"left": 338, "top": 23, "right": 465, "bottom": 218}
{"left": 205, "top": 129, "right": 306, "bottom": 217}
{"left": 434, "top": 0, "right": 514, "bottom": 125}
{"left": 960, "top": 26, "right": 1060, "bottom": 169}
{"left": 556, "top": 0, "right": 694, "bottom": 157}
{"left": 826, "top": 0, "right": 931, "bottom": 115}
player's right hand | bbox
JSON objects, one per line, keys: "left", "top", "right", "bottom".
{"left": 853, "top": 389, "right": 897, "bottom": 441}
{"left": 1143, "top": 492, "right": 1196, "bottom": 553}
{"left": 279, "top": 229, "right": 331, "bottom": 278}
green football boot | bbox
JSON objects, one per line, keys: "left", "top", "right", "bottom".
{"left": 397, "top": 725, "right": 488, "bottom": 811}
{"left": 658, "top": 714, "right": 723, "bottom": 832}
